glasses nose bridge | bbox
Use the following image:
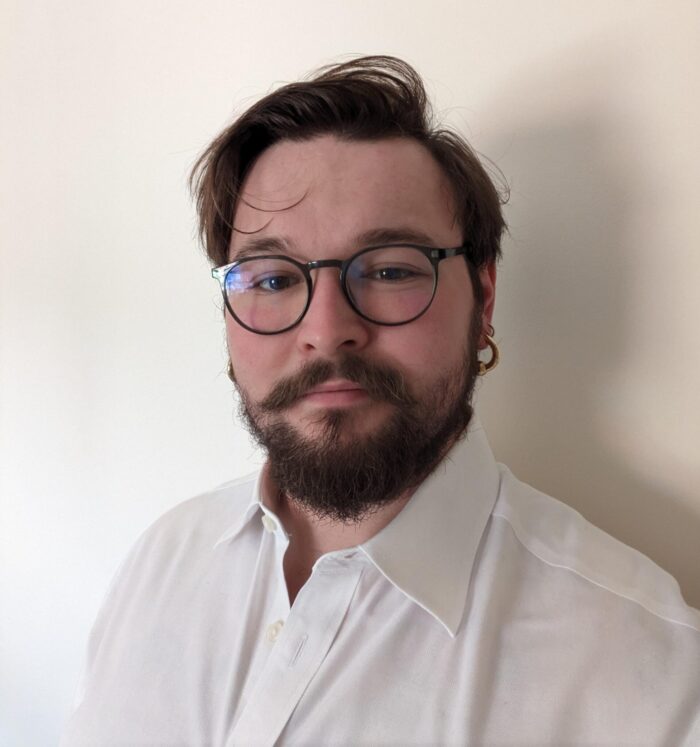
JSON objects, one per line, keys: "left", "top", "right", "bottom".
{"left": 304, "top": 256, "right": 350, "bottom": 311}
{"left": 305, "top": 257, "right": 347, "bottom": 293}
{"left": 305, "top": 258, "right": 345, "bottom": 274}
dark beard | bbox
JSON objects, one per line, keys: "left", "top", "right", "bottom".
{"left": 235, "top": 313, "right": 482, "bottom": 523}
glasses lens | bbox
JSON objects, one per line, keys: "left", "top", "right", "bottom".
{"left": 346, "top": 246, "right": 436, "bottom": 323}
{"left": 224, "top": 257, "right": 307, "bottom": 332}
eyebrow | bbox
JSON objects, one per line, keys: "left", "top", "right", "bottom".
{"left": 354, "top": 227, "right": 438, "bottom": 247}
{"left": 232, "top": 236, "right": 291, "bottom": 260}
{"left": 230, "top": 226, "right": 443, "bottom": 261}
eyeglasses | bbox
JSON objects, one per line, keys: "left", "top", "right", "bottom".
{"left": 212, "top": 243, "right": 470, "bottom": 335}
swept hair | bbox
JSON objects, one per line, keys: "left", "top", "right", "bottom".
{"left": 190, "top": 55, "right": 507, "bottom": 272}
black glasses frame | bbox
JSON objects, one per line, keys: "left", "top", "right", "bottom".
{"left": 211, "top": 243, "right": 471, "bottom": 335}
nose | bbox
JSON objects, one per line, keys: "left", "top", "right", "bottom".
{"left": 295, "top": 268, "right": 371, "bottom": 355}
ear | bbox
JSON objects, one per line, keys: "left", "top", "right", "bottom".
{"left": 478, "top": 262, "right": 497, "bottom": 345}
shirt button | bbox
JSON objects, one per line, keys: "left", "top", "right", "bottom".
{"left": 266, "top": 619, "right": 284, "bottom": 643}
{"left": 261, "top": 514, "right": 277, "bottom": 533}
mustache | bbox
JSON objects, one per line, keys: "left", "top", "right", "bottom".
{"left": 258, "top": 354, "right": 416, "bottom": 413}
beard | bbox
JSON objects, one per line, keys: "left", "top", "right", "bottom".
{"left": 234, "top": 309, "right": 482, "bottom": 523}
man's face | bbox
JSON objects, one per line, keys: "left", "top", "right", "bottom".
{"left": 226, "top": 135, "right": 496, "bottom": 519}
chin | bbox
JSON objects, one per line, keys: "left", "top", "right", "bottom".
{"left": 293, "top": 404, "right": 391, "bottom": 442}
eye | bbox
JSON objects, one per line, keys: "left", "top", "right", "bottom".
{"left": 255, "top": 273, "right": 301, "bottom": 292}
{"left": 349, "top": 247, "right": 434, "bottom": 285}
{"left": 362, "top": 263, "right": 429, "bottom": 283}
{"left": 372, "top": 266, "right": 418, "bottom": 281}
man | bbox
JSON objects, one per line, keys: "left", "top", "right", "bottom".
{"left": 62, "top": 57, "right": 699, "bottom": 746}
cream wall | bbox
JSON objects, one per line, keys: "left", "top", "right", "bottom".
{"left": 2, "top": 1, "right": 698, "bottom": 743}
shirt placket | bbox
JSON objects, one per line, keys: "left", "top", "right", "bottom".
{"left": 226, "top": 555, "right": 364, "bottom": 747}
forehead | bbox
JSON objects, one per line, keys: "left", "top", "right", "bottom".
{"left": 229, "top": 136, "right": 460, "bottom": 258}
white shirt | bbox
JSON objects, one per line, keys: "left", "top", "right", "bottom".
{"left": 62, "top": 420, "right": 700, "bottom": 746}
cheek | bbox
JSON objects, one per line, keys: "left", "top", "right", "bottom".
{"left": 376, "top": 323, "right": 462, "bottom": 384}
{"left": 439, "top": 269, "right": 476, "bottom": 315}
{"left": 225, "top": 323, "right": 276, "bottom": 395}
{"left": 403, "top": 302, "right": 474, "bottom": 378}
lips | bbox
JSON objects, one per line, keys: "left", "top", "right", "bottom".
{"left": 257, "top": 354, "right": 415, "bottom": 414}
{"left": 301, "top": 379, "right": 369, "bottom": 407}
{"left": 305, "top": 379, "right": 366, "bottom": 396}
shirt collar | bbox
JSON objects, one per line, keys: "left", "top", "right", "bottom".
{"left": 360, "top": 416, "right": 500, "bottom": 637}
{"left": 213, "top": 468, "right": 269, "bottom": 547}
{"left": 214, "top": 416, "right": 500, "bottom": 637}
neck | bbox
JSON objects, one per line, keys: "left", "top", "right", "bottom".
{"left": 262, "top": 471, "right": 414, "bottom": 605}
{"left": 278, "top": 489, "right": 413, "bottom": 557}
{"left": 261, "top": 429, "right": 462, "bottom": 604}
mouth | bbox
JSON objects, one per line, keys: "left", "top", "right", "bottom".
{"left": 301, "top": 379, "right": 370, "bottom": 407}
{"left": 257, "top": 354, "right": 414, "bottom": 415}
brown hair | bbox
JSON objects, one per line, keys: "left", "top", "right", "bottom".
{"left": 190, "top": 55, "right": 507, "bottom": 274}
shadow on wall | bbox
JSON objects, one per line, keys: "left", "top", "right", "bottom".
{"left": 478, "top": 91, "right": 700, "bottom": 609}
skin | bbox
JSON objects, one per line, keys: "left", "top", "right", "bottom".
{"left": 226, "top": 135, "right": 496, "bottom": 601}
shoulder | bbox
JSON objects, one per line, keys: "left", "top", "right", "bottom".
{"left": 491, "top": 465, "right": 700, "bottom": 633}
{"left": 137, "top": 470, "right": 259, "bottom": 547}
{"left": 105, "top": 470, "right": 260, "bottom": 595}
{"left": 84, "top": 470, "right": 260, "bottom": 638}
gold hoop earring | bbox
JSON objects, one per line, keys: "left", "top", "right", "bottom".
{"left": 478, "top": 327, "right": 500, "bottom": 376}
{"left": 227, "top": 361, "right": 236, "bottom": 383}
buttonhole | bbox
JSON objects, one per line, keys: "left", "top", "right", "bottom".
{"left": 289, "top": 634, "right": 308, "bottom": 667}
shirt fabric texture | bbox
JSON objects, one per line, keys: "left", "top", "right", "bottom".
{"left": 61, "top": 419, "right": 700, "bottom": 746}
